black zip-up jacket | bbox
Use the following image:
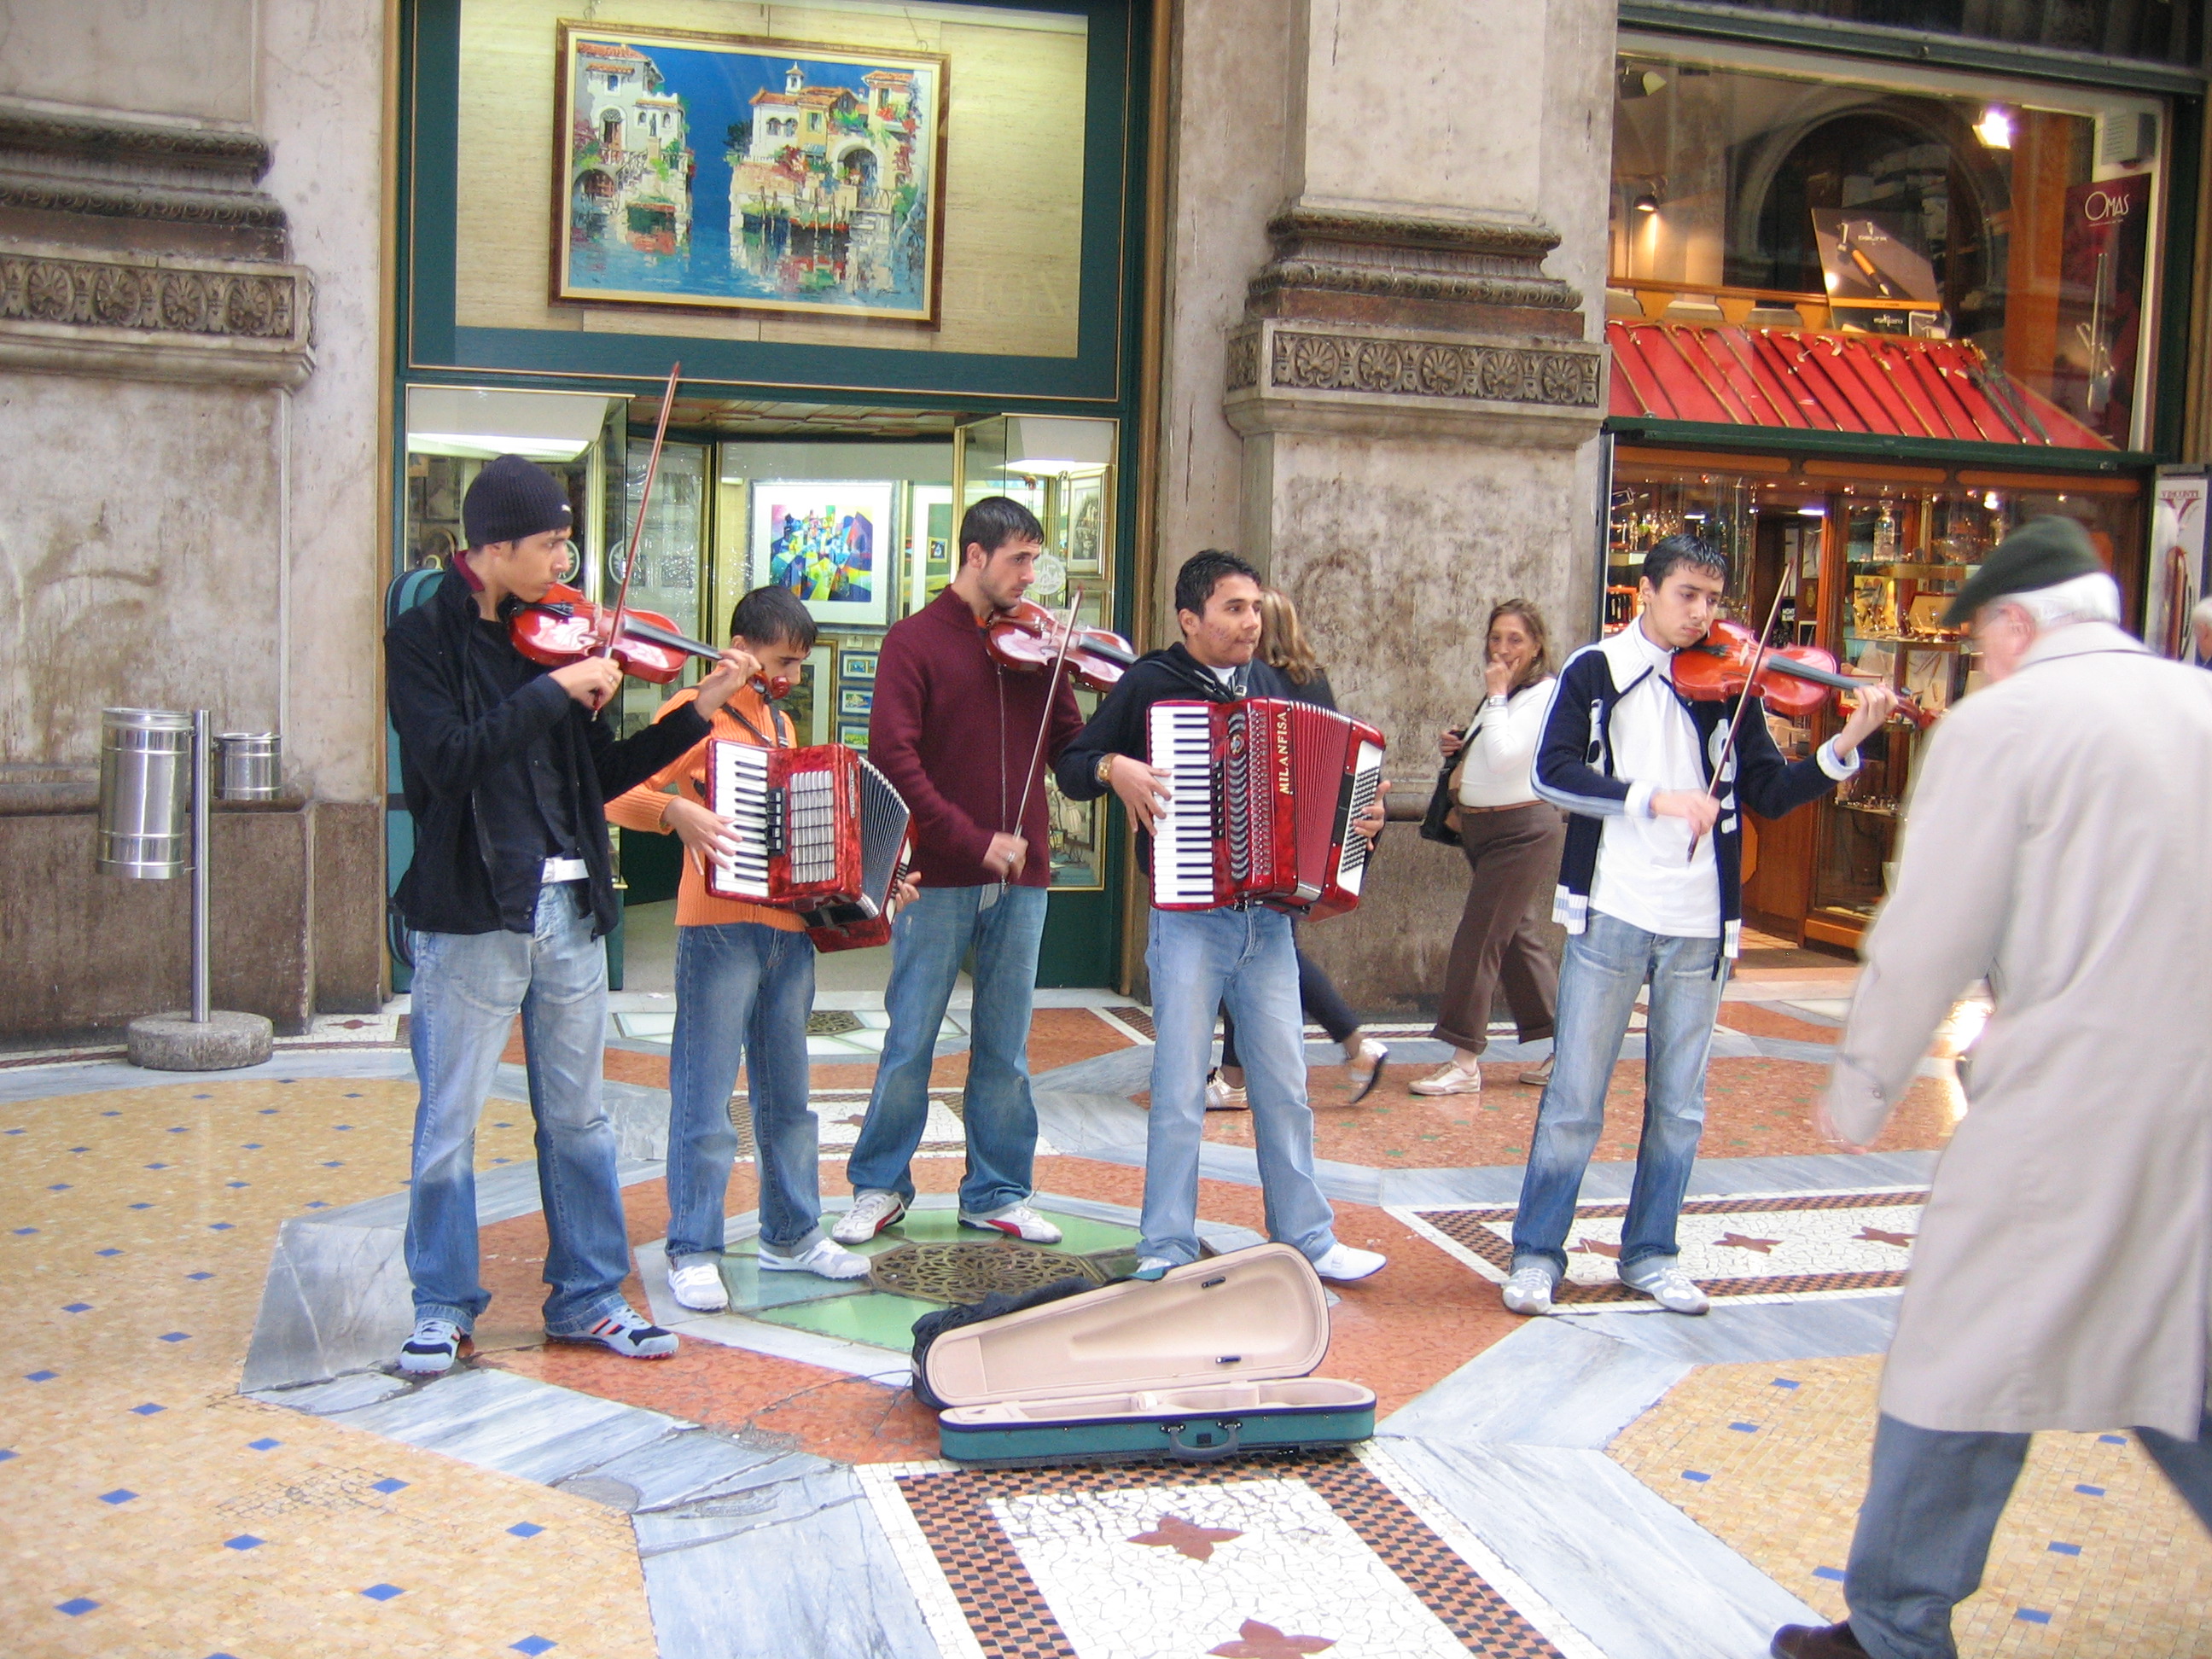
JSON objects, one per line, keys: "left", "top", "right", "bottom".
{"left": 1055, "top": 643, "right": 1298, "bottom": 871}
{"left": 387, "top": 567, "right": 712, "bottom": 938}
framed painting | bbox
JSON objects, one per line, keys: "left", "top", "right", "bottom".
{"left": 751, "top": 481, "right": 896, "bottom": 626}
{"left": 554, "top": 24, "right": 948, "bottom": 324}
{"left": 839, "top": 723, "right": 871, "bottom": 748}
{"left": 1062, "top": 472, "right": 1106, "bottom": 574}
{"left": 840, "top": 687, "right": 874, "bottom": 717}
{"left": 841, "top": 651, "right": 878, "bottom": 681}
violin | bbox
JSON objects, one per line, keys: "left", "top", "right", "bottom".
{"left": 984, "top": 598, "right": 1137, "bottom": 693}
{"left": 510, "top": 583, "right": 790, "bottom": 699}
{"left": 1674, "top": 617, "right": 1933, "bottom": 731}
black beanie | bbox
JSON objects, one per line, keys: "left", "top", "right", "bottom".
{"left": 463, "top": 454, "right": 574, "bottom": 549}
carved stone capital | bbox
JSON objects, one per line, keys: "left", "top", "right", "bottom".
{"left": 1225, "top": 316, "right": 1604, "bottom": 445}
{"left": 0, "top": 240, "right": 313, "bottom": 387}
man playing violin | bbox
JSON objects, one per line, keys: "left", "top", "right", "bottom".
{"left": 835, "top": 498, "right": 1085, "bottom": 1248}
{"left": 385, "top": 453, "right": 758, "bottom": 1375}
{"left": 1505, "top": 533, "right": 1894, "bottom": 1318}
{"left": 608, "top": 585, "right": 913, "bottom": 1307}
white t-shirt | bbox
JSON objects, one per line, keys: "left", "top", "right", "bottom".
{"left": 1589, "top": 623, "right": 1722, "bottom": 939}
{"left": 1456, "top": 677, "right": 1554, "bottom": 808}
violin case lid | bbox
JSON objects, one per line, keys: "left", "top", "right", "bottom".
{"left": 918, "top": 1243, "right": 1340, "bottom": 1409}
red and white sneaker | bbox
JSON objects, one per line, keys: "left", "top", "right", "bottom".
{"left": 831, "top": 1191, "right": 908, "bottom": 1244}
{"left": 958, "top": 1202, "right": 1064, "bottom": 1244}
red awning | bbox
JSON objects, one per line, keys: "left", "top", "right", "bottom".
{"left": 1607, "top": 319, "right": 2111, "bottom": 451}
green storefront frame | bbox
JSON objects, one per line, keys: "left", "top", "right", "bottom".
{"left": 391, "top": 0, "right": 1154, "bottom": 988}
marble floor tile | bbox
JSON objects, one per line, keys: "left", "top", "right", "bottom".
{"left": 1557, "top": 1294, "right": 1902, "bottom": 1365}
{"left": 329, "top": 1367, "right": 684, "bottom": 1486}
{"left": 1378, "top": 1320, "right": 1691, "bottom": 1451}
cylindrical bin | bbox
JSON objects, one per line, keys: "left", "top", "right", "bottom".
{"left": 97, "top": 707, "right": 194, "bottom": 879}
{"left": 214, "top": 731, "right": 281, "bottom": 801}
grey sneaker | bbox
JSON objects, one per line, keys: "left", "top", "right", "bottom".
{"left": 1131, "top": 1256, "right": 1176, "bottom": 1281}
{"left": 1500, "top": 1264, "right": 1557, "bottom": 1316}
{"left": 1621, "top": 1259, "right": 1710, "bottom": 1315}
{"left": 551, "top": 1305, "right": 679, "bottom": 1359}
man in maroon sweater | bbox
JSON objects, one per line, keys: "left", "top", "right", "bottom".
{"left": 835, "top": 498, "right": 1085, "bottom": 1244}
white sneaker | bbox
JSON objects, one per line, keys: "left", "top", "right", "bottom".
{"left": 832, "top": 1191, "right": 908, "bottom": 1244}
{"left": 959, "top": 1202, "right": 1064, "bottom": 1244}
{"left": 1205, "top": 1070, "right": 1249, "bottom": 1111}
{"left": 397, "top": 1316, "right": 463, "bottom": 1375}
{"left": 1500, "top": 1265, "right": 1557, "bottom": 1315}
{"left": 1410, "top": 1060, "right": 1482, "bottom": 1097}
{"left": 667, "top": 1261, "right": 730, "bottom": 1313}
{"left": 1310, "top": 1243, "right": 1387, "bottom": 1282}
{"left": 1621, "top": 1259, "right": 1709, "bottom": 1315}
{"left": 1132, "top": 1256, "right": 1175, "bottom": 1281}
{"left": 760, "top": 1237, "right": 873, "bottom": 1281}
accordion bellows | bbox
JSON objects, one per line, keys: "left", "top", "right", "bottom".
{"left": 1147, "top": 696, "right": 1385, "bottom": 917}
{"left": 704, "top": 740, "right": 912, "bottom": 951}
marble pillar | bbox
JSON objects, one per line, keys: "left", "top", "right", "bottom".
{"left": 1172, "top": 0, "right": 1615, "bottom": 1012}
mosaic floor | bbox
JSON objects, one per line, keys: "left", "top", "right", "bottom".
{"left": 3, "top": 960, "right": 2203, "bottom": 1658}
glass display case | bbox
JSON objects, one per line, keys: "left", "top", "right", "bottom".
{"left": 1608, "top": 445, "right": 2144, "bottom": 946}
{"left": 955, "top": 415, "right": 1120, "bottom": 889}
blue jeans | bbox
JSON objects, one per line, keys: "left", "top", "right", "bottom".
{"left": 1510, "top": 910, "right": 1726, "bottom": 1277}
{"left": 1143, "top": 905, "right": 1337, "bottom": 1267}
{"left": 846, "top": 883, "right": 1047, "bottom": 1214}
{"left": 667, "top": 921, "right": 820, "bottom": 1261}
{"left": 404, "top": 883, "right": 632, "bottom": 1336}
{"left": 1845, "top": 1410, "right": 2212, "bottom": 1658}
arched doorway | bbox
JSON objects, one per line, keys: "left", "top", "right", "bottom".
{"left": 837, "top": 144, "right": 879, "bottom": 193}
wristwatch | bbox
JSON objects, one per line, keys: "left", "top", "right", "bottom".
{"left": 1095, "top": 753, "right": 1117, "bottom": 788}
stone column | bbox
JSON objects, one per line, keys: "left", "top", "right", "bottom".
{"left": 1219, "top": 0, "right": 1615, "bottom": 1014}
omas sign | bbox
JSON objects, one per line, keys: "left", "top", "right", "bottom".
{"left": 2078, "top": 185, "right": 2139, "bottom": 225}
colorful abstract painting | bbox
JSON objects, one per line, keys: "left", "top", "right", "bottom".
{"left": 555, "top": 25, "right": 946, "bottom": 323}
{"left": 751, "top": 481, "right": 896, "bottom": 626}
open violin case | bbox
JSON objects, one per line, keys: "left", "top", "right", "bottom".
{"left": 914, "top": 1243, "right": 1376, "bottom": 1469}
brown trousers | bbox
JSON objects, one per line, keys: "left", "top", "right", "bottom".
{"left": 1428, "top": 801, "right": 1567, "bottom": 1054}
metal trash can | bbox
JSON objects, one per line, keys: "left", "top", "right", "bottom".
{"left": 214, "top": 731, "right": 281, "bottom": 801}
{"left": 97, "top": 707, "right": 194, "bottom": 879}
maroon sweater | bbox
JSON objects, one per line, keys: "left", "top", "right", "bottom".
{"left": 868, "top": 587, "right": 1085, "bottom": 888}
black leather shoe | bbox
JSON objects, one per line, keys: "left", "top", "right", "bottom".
{"left": 1771, "top": 1624, "right": 1866, "bottom": 1658}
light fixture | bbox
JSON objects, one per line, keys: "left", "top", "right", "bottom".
{"left": 1974, "top": 106, "right": 2013, "bottom": 149}
{"left": 1617, "top": 65, "right": 1668, "bottom": 100}
{"left": 1798, "top": 504, "right": 1826, "bottom": 517}
{"left": 1003, "top": 416, "right": 1115, "bottom": 475}
{"left": 1632, "top": 193, "right": 1659, "bottom": 216}
{"left": 405, "top": 387, "right": 618, "bottom": 463}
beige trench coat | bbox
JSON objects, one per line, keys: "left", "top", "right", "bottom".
{"left": 1826, "top": 622, "right": 2212, "bottom": 1438}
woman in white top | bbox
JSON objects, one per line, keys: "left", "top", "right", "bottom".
{"left": 1412, "top": 601, "right": 1567, "bottom": 1097}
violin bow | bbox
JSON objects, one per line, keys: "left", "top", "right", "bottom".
{"left": 601, "top": 362, "right": 684, "bottom": 689}
{"left": 1004, "top": 583, "right": 1086, "bottom": 888}
{"left": 1686, "top": 540, "right": 1796, "bottom": 864}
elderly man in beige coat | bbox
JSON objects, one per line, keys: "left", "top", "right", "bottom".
{"left": 1773, "top": 517, "right": 2212, "bottom": 1659}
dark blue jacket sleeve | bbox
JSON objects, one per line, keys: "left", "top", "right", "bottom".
{"left": 1730, "top": 696, "right": 1847, "bottom": 819}
{"left": 1532, "top": 652, "right": 1635, "bottom": 818}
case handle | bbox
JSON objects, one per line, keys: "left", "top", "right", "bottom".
{"left": 1165, "top": 1419, "right": 1243, "bottom": 1463}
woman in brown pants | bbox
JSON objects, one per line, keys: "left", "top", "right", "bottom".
{"left": 1412, "top": 601, "right": 1566, "bottom": 1097}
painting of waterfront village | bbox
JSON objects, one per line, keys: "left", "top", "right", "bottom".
{"left": 554, "top": 26, "right": 946, "bottom": 324}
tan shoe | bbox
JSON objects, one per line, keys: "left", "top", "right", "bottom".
{"left": 1410, "top": 1060, "right": 1482, "bottom": 1097}
{"left": 1342, "top": 1037, "right": 1389, "bottom": 1104}
{"left": 1518, "top": 1054, "right": 1554, "bottom": 1087}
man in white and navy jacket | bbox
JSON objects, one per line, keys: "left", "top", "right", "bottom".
{"left": 1502, "top": 534, "right": 1895, "bottom": 1318}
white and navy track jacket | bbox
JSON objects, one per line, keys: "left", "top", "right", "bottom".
{"left": 1532, "top": 627, "right": 1859, "bottom": 958}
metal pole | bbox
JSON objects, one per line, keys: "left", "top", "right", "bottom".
{"left": 192, "top": 708, "right": 210, "bottom": 1025}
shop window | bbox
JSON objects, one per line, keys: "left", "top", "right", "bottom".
{"left": 1692, "top": 1, "right": 2201, "bottom": 66}
{"left": 1611, "top": 38, "right": 2166, "bottom": 447}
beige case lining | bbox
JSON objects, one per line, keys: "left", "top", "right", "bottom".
{"left": 921, "top": 1243, "right": 1353, "bottom": 1411}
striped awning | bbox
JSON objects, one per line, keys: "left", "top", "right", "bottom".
{"left": 1607, "top": 319, "right": 2110, "bottom": 450}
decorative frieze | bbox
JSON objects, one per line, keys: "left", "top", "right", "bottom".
{"left": 0, "top": 241, "right": 312, "bottom": 387}
{"left": 1225, "top": 315, "right": 1604, "bottom": 444}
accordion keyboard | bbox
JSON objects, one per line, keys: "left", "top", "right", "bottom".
{"left": 713, "top": 744, "right": 773, "bottom": 899}
{"left": 1147, "top": 702, "right": 1219, "bottom": 908}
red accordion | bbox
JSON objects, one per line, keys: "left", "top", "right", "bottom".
{"left": 703, "top": 740, "right": 912, "bottom": 951}
{"left": 1145, "top": 696, "right": 1385, "bottom": 917}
